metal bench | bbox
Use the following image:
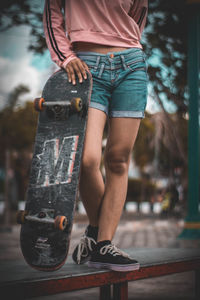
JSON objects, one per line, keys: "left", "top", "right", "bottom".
{"left": 0, "top": 248, "right": 200, "bottom": 299}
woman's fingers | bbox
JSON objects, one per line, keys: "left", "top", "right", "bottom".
{"left": 65, "top": 64, "right": 74, "bottom": 83}
{"left": 65, "top": 58, "right": 88, "bottom": 85}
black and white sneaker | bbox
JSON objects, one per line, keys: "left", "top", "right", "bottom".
{"left": 72, "top": 226, "right": 98, "bottom": 264}
{"left": 88, "top": 240, "right": 140, "bottom": 272}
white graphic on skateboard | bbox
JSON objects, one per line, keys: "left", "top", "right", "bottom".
{"left": 36, "top": 136, "right": 79, "bottom": 187}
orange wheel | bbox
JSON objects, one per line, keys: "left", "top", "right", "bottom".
{"left": 34, "top": 97, "right": 45, "bottom": 112}
{"left": 55, "top": 216, "right": 67, "bottom": 231}
{"left": 16, "top": 210, "right": 28, "bottom": 224}
{"left": 71, "top": 97, "right": 82, "bottom": 112}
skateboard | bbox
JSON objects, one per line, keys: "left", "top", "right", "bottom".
{"left": 17, "top": 69, "right": 92, "bottom": 271}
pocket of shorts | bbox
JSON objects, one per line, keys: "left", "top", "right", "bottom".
{"left": 78, "top": 57, "right": 97, "bottom": 71}
{"left": 87, "top": 65, "right": 97, "bottom": 71}
{"left": 126, "top": 58, "right": 147, "bottom": 72}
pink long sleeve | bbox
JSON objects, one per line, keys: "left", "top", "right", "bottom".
{"left": 129, "top": 0, "right": 148, "bottom": 36}
{"left": 43, "top": 0, "right": 76, "bottom": 69}
{"left": 43, "top": 0, "right": 148, "bottom": 68}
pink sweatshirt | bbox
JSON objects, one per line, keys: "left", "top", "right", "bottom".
{"left": 43, "top": 0, "right": 148, "bottom": 69}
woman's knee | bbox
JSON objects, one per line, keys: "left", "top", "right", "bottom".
{"left": 104, "top": 148, "right": 131, "bottom": 175}
{"left": 81, "top": 152, "right": 100, "bottom": 173}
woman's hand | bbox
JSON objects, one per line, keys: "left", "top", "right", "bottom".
{"left": 65, "top": 58, "right": 89, "bottom": 85}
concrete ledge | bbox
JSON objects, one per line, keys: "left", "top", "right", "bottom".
{"left": 0, "top": 248, "right": 200, "bottom": 299}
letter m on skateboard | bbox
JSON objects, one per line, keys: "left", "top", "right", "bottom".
{"left": 36, "top": 136, "right": 79, "bottom": 187}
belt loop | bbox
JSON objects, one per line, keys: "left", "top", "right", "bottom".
{"left": 120, "top": 55, "right": 127, "bottom": 70}
{"left": 98, "top": 63, "right": 105, "bottom": 78}
{"left": 94, "top": 56, "right": 100, "bottom": 71}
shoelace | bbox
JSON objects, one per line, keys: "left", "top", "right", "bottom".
{"left": 76, "top": 235, "right": 96, "bottom": 264}
{"left": 100, "top": 244, "right": 130, "bottom": 258}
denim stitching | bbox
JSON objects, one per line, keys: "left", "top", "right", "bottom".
{"left": 127, "top": 66, "right": 146, "bottom": 73}
{"left": 98, "top": 63, "right": 105, "bottom": 78}
{"left": 89, "top": 102, "right": 108, "bottom": 115}
{"left": 110, "top": 111, "right": 145, "bottom": 118}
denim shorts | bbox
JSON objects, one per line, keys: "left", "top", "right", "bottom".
{"left": 77, "top": 48, "right": 148, "bottom": 118}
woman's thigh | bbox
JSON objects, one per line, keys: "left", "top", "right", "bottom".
{"left": 105, "top": 117, "right": 141, "bottom": 166}
{"left": 81, "top": 107, "right": 107, "bottom": 169}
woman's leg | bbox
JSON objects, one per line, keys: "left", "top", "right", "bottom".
{"left": 97, "top": 117, "right": 141, "bottom": 242}
{"left": 79, "top": 107, "right": 107, "bottom": 226}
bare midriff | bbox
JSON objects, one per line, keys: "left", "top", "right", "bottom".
{"left": 73, "top": 42, "right": 129, "bottom": 54}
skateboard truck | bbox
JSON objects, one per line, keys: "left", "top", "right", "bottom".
{"left": 17, "top": 209, "right": 67, "bottom": 231}
{"left": 34, "top": 97, "right": 82, "bottom": 113}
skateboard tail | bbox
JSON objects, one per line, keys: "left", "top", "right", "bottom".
{"left": 23, "top": 253, "right": 67, "bottom": 272}
{"left": 20, "top": 221, "right": 73, "bottom": 271}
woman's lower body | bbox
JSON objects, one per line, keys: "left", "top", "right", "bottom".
{"left": 72, "top": 48, "right": 148, "bottom": 271}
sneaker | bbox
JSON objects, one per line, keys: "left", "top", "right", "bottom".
{"left": 72, "top": 226, "right": 97, "bottom": 264}
{"left": 88, "top": 240, "right": 140, "bottom": 272}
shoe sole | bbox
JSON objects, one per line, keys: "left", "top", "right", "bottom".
{"left": 88, "top": 261, "right": 140, "bottom": 272}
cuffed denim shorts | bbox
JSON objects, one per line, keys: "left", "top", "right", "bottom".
{"left": 77, "top": 48, "right": 148, "bottom": 118}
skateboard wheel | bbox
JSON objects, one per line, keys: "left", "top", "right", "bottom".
{"left": 34, "top": 97, "right": 45, "bottom": 112}
{"left": 71, "top": 97, "right": 82, "bottom": 112}
{"left": 16, "top": 210, "right": 28, "bottom": 224}
{"left": 55, "top": 216, "right": 67, "bottom": 231}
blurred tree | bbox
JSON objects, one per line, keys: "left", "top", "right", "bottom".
{"left": 0, "top": 101, "right": 37, "bottom": 156}
{"left": 127, "top": 178, "right": 156, "bottom": 204}
{"left": 7, "top": 84, "right": 30, "bottom": 108}
{"left": 134, "top": 112, "right": 188, "bottom": 202}
{"left": 146, "top": 0, "right": 188, "bottom": 115}
{"left": 0, "top": 1, "right": 45, "bottom": 53}
{"left": 0, "top": 85, "right": 36, "bottom": 153}
{"left": 152, "top": 112, "right": 188, "bottom": 178}
{"left": 0, "top": 85, "right": 38, "bottom": 201}
{"left": 134, "top": 113, "right": 155, "bottom": 171}
{"left": 144, "top": 1, "right": 188, "bottom": 193}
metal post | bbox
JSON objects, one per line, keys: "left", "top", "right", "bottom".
{"left": 179, "top": 0, "right": 200, "bottom": 239}
{"left": 195, "top": 269, "right": 200, "bottom": 299}
{"left": 113, "top": 282, "right": 128, "bottom": 300}
{"left": 2, "top": 150, "right": 12, "bottom": 232}
{"left": 99, "top": 285, "right": 111, "bottom": 300}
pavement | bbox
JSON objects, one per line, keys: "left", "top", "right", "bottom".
{"left": 0, "top": 212, "right": 199, "bottom": 300}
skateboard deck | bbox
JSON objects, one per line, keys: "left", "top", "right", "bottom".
{"left": 17, "top": 69, "right": 92, "bottom": 271}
